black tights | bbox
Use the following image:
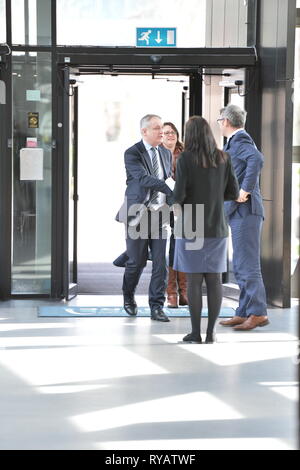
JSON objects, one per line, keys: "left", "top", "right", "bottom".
{"left": 186, "top": 273, "right": 222, "bottom": 339}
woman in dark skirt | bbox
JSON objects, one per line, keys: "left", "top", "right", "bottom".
{"left": 173, "top": 116, "right": 239, "bottom": 343}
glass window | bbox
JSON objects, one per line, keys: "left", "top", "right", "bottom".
{"left": 294, "top": 29, "right": 300, "bottom": 150}
{"left": 0, "top": 0, "right": 6, "bottom": 42}
{"left": 11, "top": 0, "right": 51, "bottom": 45}
{"left": 11, "top": 0, "right": 25, "bottom": 44}
{"left": 57, "top": 0, "right": 207, "bottom": 47}
{"left": 12, "top": 52, "right": 52, "bottom": 294}
{"left": 291, "top": 26, "right": 300, "bottom": 296}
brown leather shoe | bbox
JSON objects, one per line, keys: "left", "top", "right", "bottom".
{"left": 233, "top": 315, "right": 269, "bottom": 331}
{"left": 219, "top": 316, "right": 247, "bottom": 327}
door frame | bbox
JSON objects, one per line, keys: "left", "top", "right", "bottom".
{"left": 52, "top": 47, "right": 257, "bottom": 299}
{"left": 0, "top": 46, "right": 12, "bottom": 299}
{"left": 52, "top": 65, "right": 79, "bottom": 299}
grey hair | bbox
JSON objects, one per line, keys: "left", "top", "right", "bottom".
{"left": 140, "top": 114, "right": 161, "bottom": 129}
{"left": 220, "top": 104, "right": 247, "bottom": 128}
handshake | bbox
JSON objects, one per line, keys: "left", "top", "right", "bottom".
{"left": 165, "top": 177, "right": 176, "bottom": 207}
{"left": 166, "top": 191, "right": 175, "bottom": 207}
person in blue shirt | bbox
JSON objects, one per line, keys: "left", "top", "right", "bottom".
{"left": 217, "top": 104, "right": 269, "bottom": 331}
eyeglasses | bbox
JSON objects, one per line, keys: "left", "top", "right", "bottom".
{"left": 163, "top": 131, "right": 176, "bottom": 136}
{"left": 217, "top": 118, "right": 225, "bottom": 123}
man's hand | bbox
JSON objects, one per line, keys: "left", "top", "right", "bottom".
{"left": 166, "top": 192, "right": 174, "bottom": 206}
{"left": 236, "top": 189, "right": 250, "bottom": 203}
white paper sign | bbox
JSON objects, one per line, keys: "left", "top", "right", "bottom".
{"left": 20, "top": 148, "right": 44, "bottom": 180}
{"left": 26, "top": 89, "right": 41, "bottom": 101}
{"left": 0, "top": 80, "right": 5, "bottom": 104}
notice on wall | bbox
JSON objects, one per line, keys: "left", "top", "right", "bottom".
{"left": 20, "top": 148, "right": 44, "bottom": 181}
{"left": 0, "top": 80, "right": 6, "bottom": 104}
{"left": 28, "top": 112, "right": 39, "bottom": 128}
{"left": 26, "top": 90, "right": 41, "bottom": 101}
{"left": 26, "top": 137, "right": 38, "bottom": 148}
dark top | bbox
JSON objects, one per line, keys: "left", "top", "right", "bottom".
{"left": 173, "top": 150, "right": 239, "bottom": 238}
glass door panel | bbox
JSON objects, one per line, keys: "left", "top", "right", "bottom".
{"left": 61, "top": 68, "right": 78, "bottom": 300}
{"left": 68, "top": 85, "right": 78, "bottom": 299}
{"left": 0, "top": 0, "right": 6, "bottom": 42}
{"left": 11, "top": 52, "right": 52, "bottom": 294}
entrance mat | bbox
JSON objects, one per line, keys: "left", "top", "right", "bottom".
{"left": 38, "top": 306, "right": 235, "bottom": 318}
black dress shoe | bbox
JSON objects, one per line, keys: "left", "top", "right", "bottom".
{"left": 151, "top": 308, "right": 170, "bottom": 322}
{"left": 123, "top": 295, "right": 137, "bottom": 316}
{"left": 113, "top": 252, "right": 129, "bottom": 267}
{"left": 182, "top": 333, "right": 202, "bottom": 343}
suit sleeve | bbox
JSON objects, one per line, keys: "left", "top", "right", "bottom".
{"left": 224, "top": 155, "right": 240, "bottom": 201}
{"left": 235, "top": 142, "right": 263, "bottom": 193}
{"left": 173, "top": 155, "right": 188, "bottom": 205}
{"left": 125, "top": 148, "right": 172, "bottom": 195}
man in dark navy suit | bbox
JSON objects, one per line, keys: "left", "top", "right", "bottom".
{"left": 217, "top": 104, "right": 269, "bottom": 331}
{"left": 115, "top": 114, "right": 173, "bottom": 322}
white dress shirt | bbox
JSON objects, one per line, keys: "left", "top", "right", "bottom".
{"left": 227, "top": 128, "right": 244, "bottom": 142}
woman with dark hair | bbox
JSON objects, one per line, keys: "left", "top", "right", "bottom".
{"left": 173, "top": 116, "right": 239, "bottom": 343}
{"left": 162, "top": 122, "right": 187, "bottom": 308}
{"left": 162, "top": 122, "right": 184, "bottom": 179}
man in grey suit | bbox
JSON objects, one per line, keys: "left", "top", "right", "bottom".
{"left": 217, "top": 104, "right": 269, "bottom": 331}
{"left": 115, "top": 114, "right": 173, "bottom": 322}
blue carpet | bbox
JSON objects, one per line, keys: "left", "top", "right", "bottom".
{"left": 38, "top": 306, "right": 235, "bottom": 318}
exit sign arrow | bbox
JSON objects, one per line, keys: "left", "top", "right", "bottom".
{"left": 155, "top": 31, "right": 163, "bottom": 44}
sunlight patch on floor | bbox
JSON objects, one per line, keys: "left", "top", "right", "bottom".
{"left": 0, "top": 346, "right": 167, "bottom": 386}
{"left": 259, "top": 382, "right": 298, "bottom": 402}
{"left": 0, "top": 322, "right": 75, "bottom": 332}
{"left": 179, "top": 342, "right": 297, "bottom": 366}
{"left": 95, "top": 437, "right": 294, "bottom": 450}
{"left": 155, "top": 332, "right": 298, "bottom": 344}
{"left": 71, "top": 391, "right": 244, "bottom": 433}
{"left": 154, "top": 333, "right": 297, "bottom": 366}
{"left": 37, "top": 383, "right": 109, "bottom": 394}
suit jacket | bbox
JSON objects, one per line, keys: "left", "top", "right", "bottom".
{"left": 116, "top": 140, "right": 172, "bottom": 224}
{"left": 223, "top": 130, "right": 265, "bottom": 218}
{"left": 173, "top": 150, "right": 239, "bottom": 238}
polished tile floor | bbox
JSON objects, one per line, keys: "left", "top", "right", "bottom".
{"left": 0, "top": 296, "right": 298, "bottom": 450}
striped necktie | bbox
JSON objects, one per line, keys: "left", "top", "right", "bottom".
{"left": 150, "top": 147, "right": 160, "bottom": 205}
{"left": 150, "top": 147, "right": 160, "bottom": 177}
